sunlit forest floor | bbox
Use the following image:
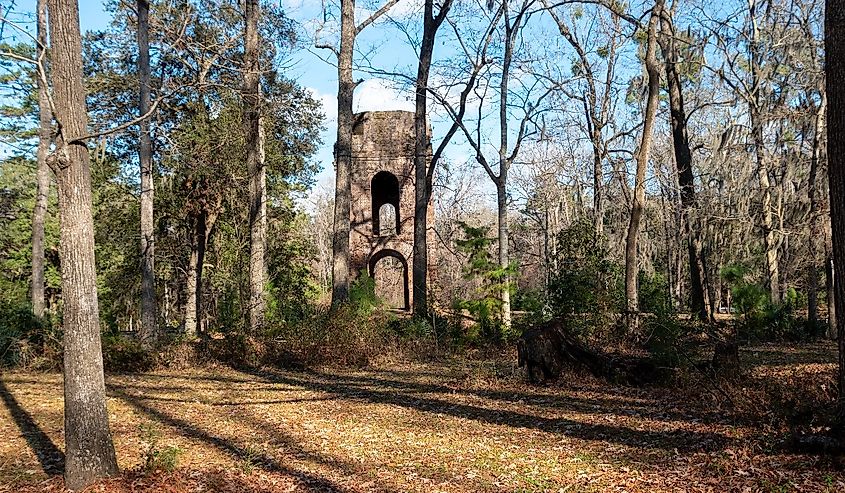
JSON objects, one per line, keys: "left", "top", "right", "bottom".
{"left": 1, "top": 343, "right": 844, "bottom": 492}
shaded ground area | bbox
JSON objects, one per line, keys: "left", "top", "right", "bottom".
{"left": 1, "top": 343, "right": 844, "bottom": 492}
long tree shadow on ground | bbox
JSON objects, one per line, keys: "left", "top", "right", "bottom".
{"left": 164, "top": 368, "right": 735, "bottom": 427}
{"left": 233, "top": 367, "right": 734, "bottom": 454}
{"left": 0, "top": 379, "right": 64, "bottom": 476}
{"left": 298, "top": 368, "right": 738, "bottom": 426}
{"left": 109, "top": 387, "right": 384, "bottom": 493}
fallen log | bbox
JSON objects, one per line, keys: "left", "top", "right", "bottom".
{"left": 517, "top": 318, "right": 664, "bottom": 386}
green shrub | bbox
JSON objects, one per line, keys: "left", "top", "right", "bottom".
{"left": 547, "top": 219, "right": 623, "bottom": 339}
{"left": 721, "top": 264, "right": 806, "bottom": 341}
{"left": 642, "top": 315, "right": 687, "bottom": 367}
{"left": 638, "top": 271, "right": 672, "bottom": 316}
{"left": 453, "top": 222, "right": 518, "bottom": 344}
{"left": 140, "top": 423, "right": 183, "bottom": 473}
{"left": 349, "top": 272, "right": 380, "bottom": 315}
{"left": 102, "top": 334, "right": 155, "bottom": 372}
{"left": 0, "top": 301, "right": 61, "bottom": 368}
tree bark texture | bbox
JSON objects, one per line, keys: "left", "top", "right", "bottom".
{"left": 32, "top": 0, "right": 51, "bottom": 319}
{"left": 244, "top": 0, "right": 267, "bottom": 332}
{"left": 331, "top": 0, "right": 354, "bottom": 307}
{"left": 46, "top": 0, "right": 119, "bottom": 487}
{"left": 137, "top": 0, "right": 157, "bottom": 344}
{"left": 824, "top": 0, "right": 845, "bottom": 421}
{"left": 624, "top": 0, "right": 662, "bottom": 326}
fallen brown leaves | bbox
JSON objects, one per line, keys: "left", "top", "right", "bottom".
{"left": 0, "top": 343, "right": 843, "bottom": 492}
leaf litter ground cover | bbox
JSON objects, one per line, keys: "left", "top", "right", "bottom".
{"left": 1, "top": 343, "right": 844, "bottom": 492}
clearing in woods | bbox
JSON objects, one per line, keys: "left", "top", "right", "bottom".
{"left": 1, "top": 343, "right": 843, "bottom": 492}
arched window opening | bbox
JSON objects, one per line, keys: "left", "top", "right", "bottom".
{"left": 371, "top": 171, "right": 400, "bottom": 236}
{"left": 379, "top": 204, "right": 397, "bottom": 236}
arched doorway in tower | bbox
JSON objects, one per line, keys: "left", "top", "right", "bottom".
{"left": 368, "top": 249, "right": 409, "bottom": 310}
{"left": 371, "top": 171, "right": 400, "bottom": 236}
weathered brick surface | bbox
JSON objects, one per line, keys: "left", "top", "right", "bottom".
{"left": 349, "top": 111, "right": 434, "bottom": 310}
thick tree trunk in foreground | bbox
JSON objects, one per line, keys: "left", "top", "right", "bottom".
{"left": 331, "top": 0, "right": 354, "bottom": 307}
{"left": 32, "top": 0, "right": 51, "bottom": 319}
{"left": 244, "top": 0, "right": 267, "bottom": 331}
{"left": 824, "top": 0, "right": 845, "bottom": 421}
{"left": 828, "top": 252, "right": 837, "bottom": 340}
{"left": 624, "top": 0, "right": 661, "bottom": 330}
{"left": 659, "top": 9, "right": 710, "bottom": 321}
{"left": 137, "top": 0, "right": 157, "bottom": 345}
{"left": 47, "top": 0, "right": 119, "bottom": 487}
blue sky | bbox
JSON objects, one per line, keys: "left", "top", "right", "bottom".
{"left": 6, "top": 0, "right": 646, "bottom": 208}
{"left": 6, "top": 0, "right": 427, "bottom": 195}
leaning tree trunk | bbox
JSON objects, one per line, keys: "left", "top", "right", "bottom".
{"left": 46, "top": 0, "right": 119, "bottom": 487}
{"left": 825, "top": 0, "right": 845, "bottom": 422}
{"left": 331, "top": 0, "right": 355, "bottom": 307}
{"left": 244, "top": 0, "right": 267, "bottom": 332}
{"left": 624, "top": 0, "right": 662, "bottom": 331}
{"left": 137, "top": 0, "right": 157, "bottom": 345}
{"left": 659, "top": 9, "right": 711, "bottom": 321}
{"left": 31, "top": 0, "right": 50, "bottom": 319}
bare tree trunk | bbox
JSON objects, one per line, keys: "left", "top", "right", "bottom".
{"left": 412, "top": 0, "right": 457, "bottom": 316}
{"left": 184, "top": 208, "right": 216, "bottom": 337}
{"left": 748, "top": 1, "right": 781, "bottom": 305}
{"left": 184, "top": 215, "right": 201, "bottom": 337}
{"left": 808, "top": 93, "right": 826, "bottom": 332}
{"left": 31, "top": 0, "right": 50, "bottom": 319}
{"left": 497, "top": 181, "right": 511, "bottom": 329}
{"left": 659, "top": 7, "right": 710, "bottom": 321}
{"left": 825, "top": 0, "right": 845, "bottom": 421}
{"left": 624, "top": 0, "right": 662, "bottom": 330}
{"left": 137, "top": 0, "right": 157, "bottom": 345}
{"left": 244, "top": 0, "right": 267, "bottom": 331}
{"left": 46, "top": 0, "right": 119, "bottom": 487}
{"left": 591, "top": 128, "right": 604, "bottom": 238}
{"left": 497, "top": 0, "right": 515, "bottom": 331}
{"left": 412, "top": 1, "right": 435, "bottom": 317}
{"left": 331, "top": 0, "right": 354, "bottom": 307}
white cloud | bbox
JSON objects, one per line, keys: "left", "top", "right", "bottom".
{"left": 353, "top": 78, "right": 415, "bottom": 113}
{"left": 307, "top": 86, "right": 338, "bottom": 128}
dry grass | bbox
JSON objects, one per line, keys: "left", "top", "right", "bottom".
{"left": 1, "top": 343, "right": 844, "bottom": 492}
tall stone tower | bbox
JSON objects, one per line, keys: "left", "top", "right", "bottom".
{"left": 349, "top": 111, "right": 433, "bottom": 310}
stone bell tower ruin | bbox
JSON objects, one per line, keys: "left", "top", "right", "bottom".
{"left": 349, "top": 111, "right": 434, "bottom": 311}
